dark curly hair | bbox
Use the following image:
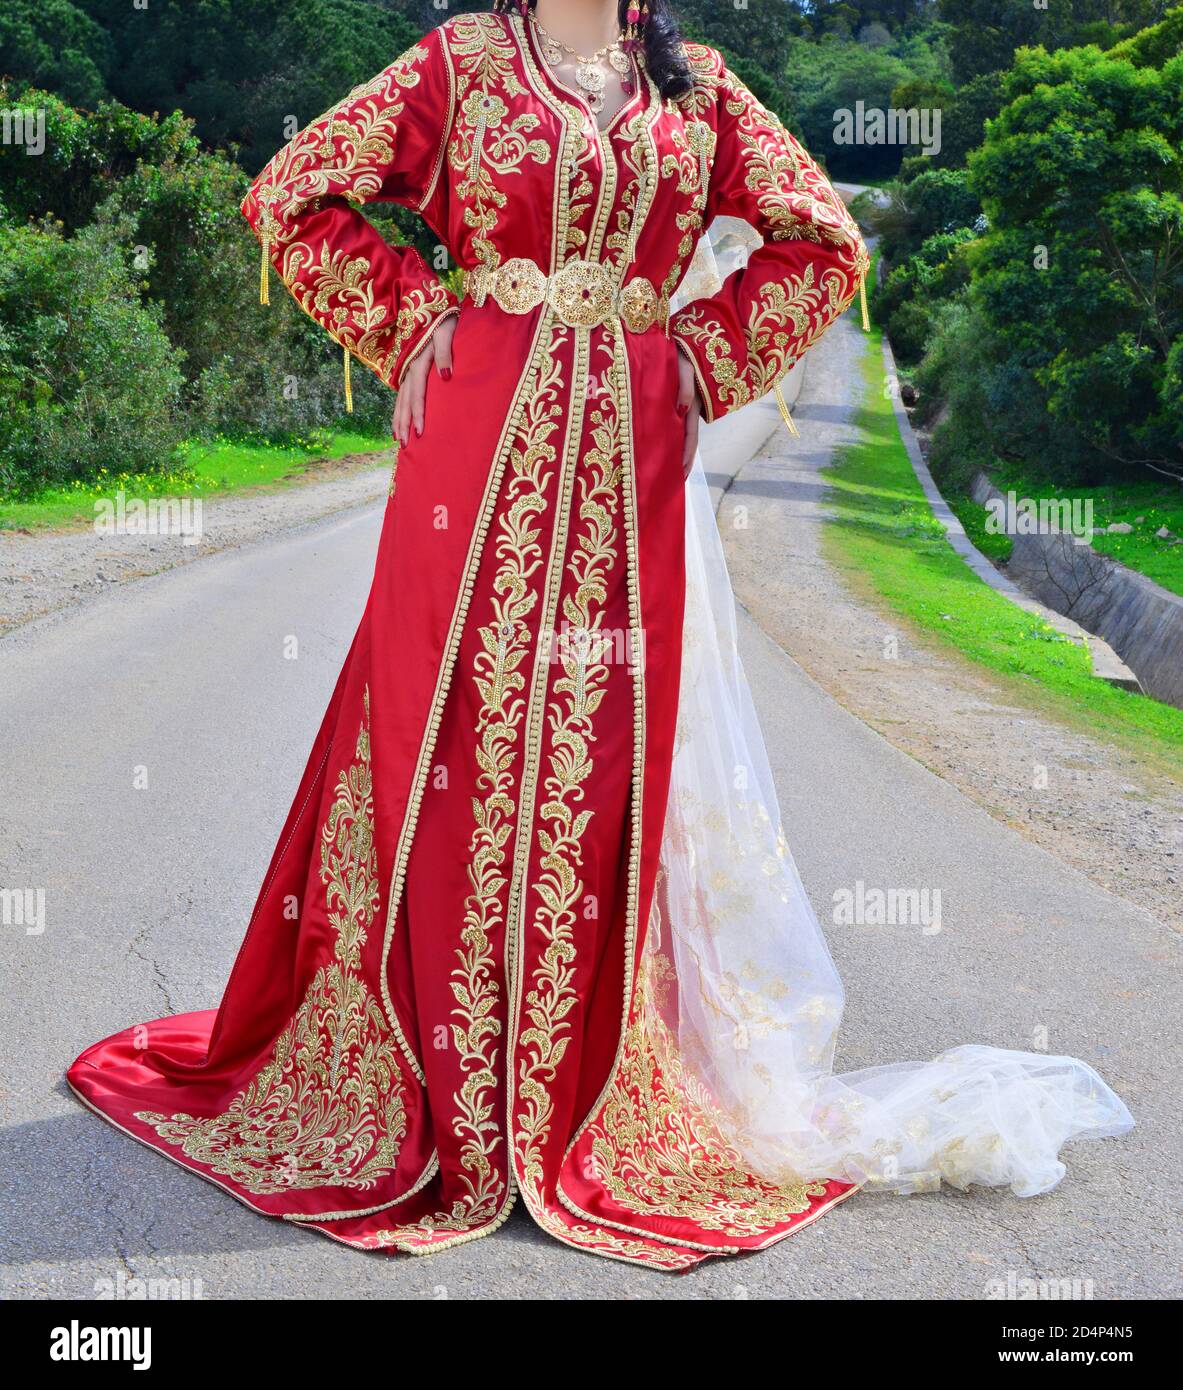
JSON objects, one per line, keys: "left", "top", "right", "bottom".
{"left": 505, "top": 1, "right": 693, "bottom": 101}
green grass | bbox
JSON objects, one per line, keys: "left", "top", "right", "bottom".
{"left": 820, "top": 331, "right": 1183, "bottom": 772}
{"left": 947, "top": 490, "right": 1014, "bottom": 565}
{"left": 932, "top": 458, "right": 1182, "bottom": 598}
{"left": 955, "top": 464, "right": 1183, "bottom": 598}
{"left": 0, "top": 431, "right": 391, "bottom": 532}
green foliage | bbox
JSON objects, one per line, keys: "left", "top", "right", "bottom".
{"left": 0, "top": 218, "right": 185, "bottom": 496}
{"left": 824, "top": 329, "right": 1183, "bottom": 762}
{"left": 0, "top": 80, "right": 202, "bottom": 231}
{"left": 967, "top": 39, "right": 1183, "bottom": 480}
{"left": 898, "top": 69, "right": 1005, "bottom": 174}
{"left": 71, "top": 0, "right": 421, "bottom": 171}
{"left": 936, "top": 0, "right": 1159, "bottom": 84}
{"left": 782, "top": 32, "right": 946, "bottom": 180}
{"left": 872, "top": 165, "right": 980, "bottom": 258}
{"left": 876, "top": 227, "right": 975, "bottom": 358}
{"left": 1108, "top": 7, "right": 1183, "bottom": 67}
{"left": 0, "top": 0, "right": 113, "bottom": 108}
{"left": 0, "top": 80, "right": 390, "bottom": 489}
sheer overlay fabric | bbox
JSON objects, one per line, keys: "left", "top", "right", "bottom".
{"left": 654, "top": 227, "right": 1135, "bottom": 1198}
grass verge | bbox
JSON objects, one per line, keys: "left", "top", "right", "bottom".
{"left": 819, "top": 330, "right": 1183, "bottom": 775}
{"left": 0, "top": 431, "right": 391, "bottom": 532}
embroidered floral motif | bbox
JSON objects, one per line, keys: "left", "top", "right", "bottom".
{"left": 441, "top": 339, "right": 567, "bottom": 1225}
{"left": 450, "top": 13, "right": 550, "bottom": 270}
{"left": 582, "top": 951, "right": 830, "bottom": 1236}
{"left": 379, "top": 324, "right": 571, "bottom": 1251}
{"left": 136, "top": 692, "right": 407, "bottom": 1194}
{"left": 515, "top": 334, "right": 623, "bottom": 1206}
{"left": 668, "top": 49, "right": 867, "bottom": 422}
{"left": 210, "top": 16, "right": 871, "bottom": 1269}
{"left": 245, "top": 32, "right": 458, "bottom": 385}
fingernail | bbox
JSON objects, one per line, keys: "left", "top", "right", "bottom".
{"left": 440, "top": 367, "right": 452, "bottom": 381}
{"left": 676, "top": 402, "right": 689, "bottom": 418}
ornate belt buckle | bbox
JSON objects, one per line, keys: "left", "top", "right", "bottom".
{"left": 549, "top": 258, "right": 614, "bottom": 328}
{"left": 492, "top": 257, "right": 547, "bottom": 315}
{"left": 619, "top": 278, "right": 659, "bottom": 334}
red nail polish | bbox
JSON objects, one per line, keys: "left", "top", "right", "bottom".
{"left": 676, "top": 402, "right": 689, "bottom": 418}
{"left": 440, "top": 367, "right": 452, "bottom": 381}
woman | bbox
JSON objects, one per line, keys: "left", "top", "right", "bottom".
{"left": 68, "top": 0, "right": 1132, "bottom": 1270}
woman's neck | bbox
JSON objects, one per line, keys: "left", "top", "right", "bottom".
{"left": 531, "top": 0, "right": 623, "bottom": 55}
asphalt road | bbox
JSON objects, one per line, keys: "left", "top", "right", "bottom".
{"left": 2, "top": 395, "right": 1178, "bottom": 1299}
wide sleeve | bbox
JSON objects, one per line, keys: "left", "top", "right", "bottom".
{"left": 670, "top": 59, "right": 869, "bottom": 423}
{"left": 242, "top": 26, "right": 458, "bottom": 393}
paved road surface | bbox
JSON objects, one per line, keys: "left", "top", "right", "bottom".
{"left": 2, "top": 376, "right": 1178, "bottom": 1299}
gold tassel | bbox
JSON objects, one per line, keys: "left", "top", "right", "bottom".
{"left": 343, "top": 345, "right": 353, "bottom": 414}
{"left": 260, "top": 229, "right": 271, "bottom": 306}
{"left": 859, "top": 269, "right": 870, "bottom": 332}
{"left": 774, "top": 381, "right": 799, "bottom": 437}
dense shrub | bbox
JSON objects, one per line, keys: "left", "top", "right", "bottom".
{"left": 871, "top": 166, "right": 981, "bottom": 261}
{"left": 876, "top": 227, "right": 977, "bottom": 359}
{"left": 0, "top": 219, "right": 185, "bottom": 495}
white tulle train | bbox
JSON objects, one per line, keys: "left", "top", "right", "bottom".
{"left": 653, "top": 225, "right": 1134, "bottom": 1198}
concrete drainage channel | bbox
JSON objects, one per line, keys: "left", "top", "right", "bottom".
{"left": 880, "top": 340, "right": 1146, "bottom": 697}
{"left": 968, "top": 469, "right": 1183, "bottom": 709}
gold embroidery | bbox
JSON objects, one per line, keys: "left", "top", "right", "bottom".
{"left": 515, "top": 332, "right": 622, "bottom": 1205}
{"left": 136, "top": 691, "right": 407, "bottom": 1194}
{"left": 440, "top": 335, "right": 567, "bottom": 1227}
{"left": 255, "top": 43, "right": 433, "bottom": 247}
{"left": 450, "top": 14, "right": 550, "bottom": 271}
{"left": 672, "top": 43, "right": 722, "bottom": 118}
{"left": 673, "top": 308, "right": 752, "bottom": 414}
{"left": 582, "top": 955, "right": 829, "bottom": 1236}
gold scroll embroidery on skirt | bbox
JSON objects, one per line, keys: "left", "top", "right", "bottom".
{"left": 135, "top": 689, "right": 409, "bottom": 1194}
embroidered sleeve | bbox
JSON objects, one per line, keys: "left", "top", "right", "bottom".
{"left": 670, "top": 55, "right": 868, "bottom": 423}
{"left": 242, "top": 25, "right": 458, "bottom": 391}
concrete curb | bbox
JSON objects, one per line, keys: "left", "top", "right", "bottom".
{"left": 879, "top": 335, "right": 1141, "bottom": 692}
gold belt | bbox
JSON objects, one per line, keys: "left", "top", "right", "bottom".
{"left": 461, "top": 257, "right": 668, "bottom": 334}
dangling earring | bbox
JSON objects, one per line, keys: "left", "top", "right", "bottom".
{"left": 517, "top": 0, "right": 531, "bottom": 19}
{"left": 625, "top": 3, "right": 649, "bottom": 55}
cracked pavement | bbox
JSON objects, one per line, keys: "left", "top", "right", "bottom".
{"left": 1, "top": 422, "right": 1178, "bottom": 1299}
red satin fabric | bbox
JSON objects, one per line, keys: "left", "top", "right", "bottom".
{"left": 69, "top": 12, "right": 862, "bottom": 1269}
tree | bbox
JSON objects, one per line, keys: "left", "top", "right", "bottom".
{"left": 962, "top": 31, "right": 1183, "bottom": 480}
{"left": 0, "top": 0, "right": 112, "bottom": 108}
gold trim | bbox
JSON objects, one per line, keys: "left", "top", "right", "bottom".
{"left": 68, "top": 1075, "right": 431, "bottom": 1240}
{"left": 558, "top": 323, "right": 645, "bottom": 1165}
{"left": 378, "top": 307, "right": 555, "bottom": 1078}
{"left": 395, "top": 304, "right": 459, "bottom": 388}
{"left": 417, "top": 24, "right": 457, "bottom": 216}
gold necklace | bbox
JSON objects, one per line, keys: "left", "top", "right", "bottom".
{"left": 530, "top": 14, "right": 632, "bottom": 112}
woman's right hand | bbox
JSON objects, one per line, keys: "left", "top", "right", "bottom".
{"left": 392, "top": 314, "right": 457, "bottom": 446}
{"left": 676, "top": 346, "right": 703, "bottom": 479}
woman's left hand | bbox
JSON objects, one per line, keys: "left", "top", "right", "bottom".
{"left": 676, "top": 349, "right": 702, "bottom": 480}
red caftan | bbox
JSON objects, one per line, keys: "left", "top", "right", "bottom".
{"left": 69, "top": 11, "right": 867, "bottom": 1269}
